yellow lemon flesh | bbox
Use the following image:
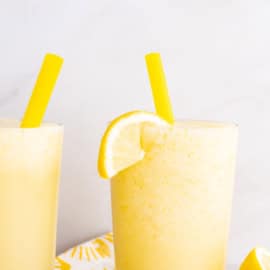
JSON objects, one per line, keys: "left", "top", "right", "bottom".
{"left": 240, "top": 248, "right": 270, "bottom": 270}
{"left": 98, "top": 111, "right": 169, "bottom": 179}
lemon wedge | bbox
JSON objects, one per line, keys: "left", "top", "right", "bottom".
{"left": 240, "top": 247, "right": 270, "bottom": 270}
{"left": 98, "top": 111, "right": 169, "bottom": 179}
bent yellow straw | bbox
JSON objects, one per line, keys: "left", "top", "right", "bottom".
{"left": 20, "top": 53, "right": 63, "bottom": 128}
{"left": 145, "top": 52, "right": 174, "bottom": 124}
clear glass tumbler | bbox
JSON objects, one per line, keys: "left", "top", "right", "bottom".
{"left": 111, "top": 120, "right": 238, "bottom": 270}
{"left": 0, "top": 120, "right": 63, "bottom": 270}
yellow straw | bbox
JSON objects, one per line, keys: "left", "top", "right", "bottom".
{"left": 145, "top": 52, "right": 174, "bottom": 123}
{"left": 20, "top": 53, "right": 64, "bottom": 128}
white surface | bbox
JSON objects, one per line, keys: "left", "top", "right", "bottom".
{"left": 0, "top": 0, "right": 269, "bottom": 265}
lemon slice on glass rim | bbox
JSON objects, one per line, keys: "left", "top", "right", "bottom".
{"left": 98, "top": 111, "right": 170, "bottom": 179}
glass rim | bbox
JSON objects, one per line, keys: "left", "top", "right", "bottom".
{"left": 173, "top": 118, "right": 238, "bottom": 129}
{"left": 0, "top": 118, "right": 63, "bottom": 130}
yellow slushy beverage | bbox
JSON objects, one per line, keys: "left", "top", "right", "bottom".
{"left": 111, "top": 120, "right": 238, "bottom": 270}
{"left": 0, "top": 119, "right": 63, "bottom": 270}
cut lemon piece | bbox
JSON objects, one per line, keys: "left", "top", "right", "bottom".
{"left": 240, "top": 247, "right": 270, "bottom": 270}
{"left": 98, "top": 111, "right": 169, "bottom": 179}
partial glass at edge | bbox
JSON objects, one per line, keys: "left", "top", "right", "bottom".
{"left": 0, "top": 119, "right": 63, "bottom": 270}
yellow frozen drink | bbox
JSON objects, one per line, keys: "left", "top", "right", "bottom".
{"left": 0, "top": 119, "right": 63, "bottom": 270}
{"left": 98, "top": 112, "right": 238, "bottom": 270}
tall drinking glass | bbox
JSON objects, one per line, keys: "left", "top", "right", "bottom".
{"left": 0, "top": 120, "right": 63, "bottom": 270}
{"left": 111, "top": 120, "right": 238, "bottom": 270}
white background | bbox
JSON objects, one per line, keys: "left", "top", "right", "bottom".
{"left": 0, "top": 0, "right": 270, "bottom": 266}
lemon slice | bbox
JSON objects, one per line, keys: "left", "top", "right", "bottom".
{"left": 240, "top": 247, "right": 270, "bottom": 270}
{"left": 98, "top": 111, "right": 169, "bottom": 179}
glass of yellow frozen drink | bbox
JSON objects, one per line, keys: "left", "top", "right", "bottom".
{"left": 98, "top": 53, "right": 238, "bottom": 270}
{"left": 0, "top": 119, "right": 63, "bottom": 270}
{"left": 98, "top": 112, "right": 238, "bottom": 270}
